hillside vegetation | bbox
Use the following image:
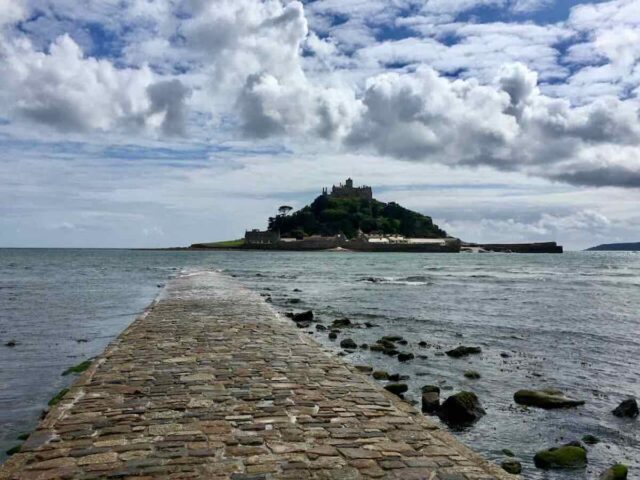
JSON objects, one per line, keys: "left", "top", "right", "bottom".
{"left": 268, "top": 194, "right": 447, "bottom": 239}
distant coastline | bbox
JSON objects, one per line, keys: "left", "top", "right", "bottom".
{"left": 586, "top": 242, "right": 640, "bottom": 252}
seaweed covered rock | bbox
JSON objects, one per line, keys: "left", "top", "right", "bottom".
{"left": 514, "top": 389, "right": 585, "bottom": 409}
{"left": 600, "top": 464, "right": 628, "bottom": 480}
{"left": 372, "top": 371, "right": 389, "bottom": 380}
{"left": 464, "top": 370, "right": 481, "bottom": 379}
{"left": 534, "top": 445, "right": 587, "bottom": 469}
{"left": 501, "top": 459, "right": 522, "bottom": 475}
{"left": 437, "top": 391, "right": 485, "bottom": 427}
{"left": 612, "top": 398, "right": 638, "bottom": 418}
{"left": 446, "top": 346, "right": 482, "bottom": 358}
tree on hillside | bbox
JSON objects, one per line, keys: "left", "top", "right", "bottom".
{"left": 278, "top": 205, "right": 293, "bottom": 216}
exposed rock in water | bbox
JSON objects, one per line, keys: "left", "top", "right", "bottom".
{"left": 372, "top": 371, "right": 389, "bottom": 380}
{"left": 359, "top": 343, "right": 368, "bottom": 349}
{"left": 328, "top": 332, "right": 337, "bottom": 340}
{"left": 380, "top": 335, "right": 404, "bottom": 343}
{"left": 296, "top": 320, "right": 311, "bottom": 329}
{"left": 355, "top": 365, "right": 373, "bottom": 373}
{"left": 364, "top": 322, "right": 375, "bottom": 328}
{"left": 437, "top": 391, "right": 485, "bottom": 427}
{"left": 502, "top": 449, "right": 515, "bottom": 457}
{"left": 369, "top": 344, "right": 385, "bottom": 352}
{"left": 287, "top": 298, "right": 301, "bottom": 304}
{"left": 582, "top": 435, "right": 600, "bottom": 445}
{"left": 612, "top": 398, "right": 639, "bottom": 418}
{"left": 464, "top": 370, "right": 481, "bottom": 379}
{"left": 293, "top": 288, "right": 302, "bottom": 292}
{"left": 384, "top": 383, "right": 408, "bottom": 396}
{"left": 388, "top": 373, "right": 408, "bottom": 382}
{"left": 599, "top": 464, "right": 628, "bottom": 480}
{"left": 514, "top": 389, "right": 585, "bottom": 409}
{"left": 332, "top": 318, "right": 352, "bottom": 328}
{"left": 445, "top": 346, "right": 482, "bottom": 358}
{"left": 501, "top": 460, "right": 522, "bottom": 475}
{"left": 397, "top": 352, "right": 414, "bottom": 362}
{"left": 315, "top": 324, "right": 327, "bottom": 331}
{"left": 5, "top": 340, "right": 16, "bottom": 347}
{"left": 340, "top": 338, "right": 357, "bottom": 350}
{"left": 421, "top": 385, "right": 440, "bottom": 413}
{"left": 534, "top": 445, "right": 587, "bottom": 470}
{"left": 294, "top": 310, "right": 314, "bottom": 322}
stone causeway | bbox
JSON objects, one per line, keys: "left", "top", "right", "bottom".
{"left": 0, "top": 271, "right": 515, "bottom": 479}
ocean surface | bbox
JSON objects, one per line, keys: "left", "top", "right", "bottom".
{"left": 0, "top": 248, "right": 638, "bottom": 478}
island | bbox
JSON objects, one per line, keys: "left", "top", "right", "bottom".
{"left": 190, "top": 179, "right": 563, "bottom": 253}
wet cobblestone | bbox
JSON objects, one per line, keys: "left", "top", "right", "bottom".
{"left": 0, "top": 271, "right": 515, "bottom": 479}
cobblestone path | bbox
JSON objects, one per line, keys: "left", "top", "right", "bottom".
{"left": 0, "top": 271, "right": 514, "bottom": 480}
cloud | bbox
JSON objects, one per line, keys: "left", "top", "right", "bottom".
{"left": 0, "top": 0, "right": 24, "bottom": 26}
{"left": 0, "top": 33, "right": 189, "bottom": 135}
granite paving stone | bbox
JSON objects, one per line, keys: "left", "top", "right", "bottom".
{"left": 0, "top": 271, "right": 516, "bottom": 479}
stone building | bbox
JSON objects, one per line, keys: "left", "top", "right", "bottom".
{"left": 244, "top": 229, "right": 280, "bottom": 245}
{"left": 322, "top": 178, "right": 372, "bottom": 200}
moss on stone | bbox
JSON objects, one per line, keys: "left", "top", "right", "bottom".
{"left": 6, "top": 444, "right": 21, "bottom": 455}
{"left": 534, "top": 445, "right": 587, "bottom": 469}
{"left": 502, "top": 448, "right": 515, "bottom": 457}
{"left": 48, "top": 388, "right": 70, "bottom": 406}
{"left": 514, "top": 389, "right": 585, "bottom": 409}
{"left": 600, "top": 464, "right": 628, "bottom": 480}
{"left": 62, "top": 359, "right": 93, "bottom": 376}
{"left": 464, "top": 370, "right": 481, "bottom": 379}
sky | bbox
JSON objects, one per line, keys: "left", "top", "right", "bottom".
{"left": 0, "top": 0, "right": 639, "bottom": 250}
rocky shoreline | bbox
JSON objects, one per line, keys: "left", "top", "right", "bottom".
{"left": 272, "top": 292, "right": 634, "bottom": 479}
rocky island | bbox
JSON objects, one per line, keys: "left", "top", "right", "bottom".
{"left": 191, "top": 178, "right": 563, "bottom": 253}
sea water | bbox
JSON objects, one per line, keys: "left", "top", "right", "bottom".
{"left": 0, "top": 248, "right": 638, "bottom": 478}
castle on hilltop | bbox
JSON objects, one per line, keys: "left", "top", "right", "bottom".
{"left": 322, "top": 178, "right": 372, "bottom": 200}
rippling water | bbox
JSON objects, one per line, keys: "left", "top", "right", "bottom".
{"left": 0, "top": 248, "right": 638, "bottom": 478}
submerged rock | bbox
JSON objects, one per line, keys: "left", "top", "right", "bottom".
{"left": 446, "top": 346, "right": 482, "bottom": 358}
{"left": 534, "top": 445, "right": 587, "bottom": 470}
{"left": 514, "top": 389, "right": 585, "bottom": 409}
{"left": 582, "top": 435, "right": 600, "bottom": 445}
{"left": 612, "top": 398, "right": 639, "bottom": 418}
{"left": 355, "top": 365, "right": 373, "bottom": 373}
{"left": 332, "top": 318, "right": 352, "bottom": 328}
{"left": 340, "top": 338, "right": 357, "bottom": 350}
{"left": 397, "top": 352, "right": 415, "bottom": 362}
{"left": 437, "top": 391, "right": 485, "bottom": 427}
{"left": 501, "top": 459, "right": 522, "bottom": 475}
{"left": 380, "top": 335, "right": 404, "bottom": 343}
{"left": 600, "top": 464, "right": 628, "bottom": 480}
{"left": 296, "top": 320, "right": 311, "bottom": 328}
{"left": 421, "top": 385, "right": 440, "bottom": 413}
{"left": 464, "top": 370, "right": 481, "bottom": 380}
{"left": 372, "top": 371, "right": 389, "bottom": 380}
{"left": 384, "top": 383, "right": 408, "bottom": 396}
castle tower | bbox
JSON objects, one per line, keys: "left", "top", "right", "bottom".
{"left": 345, "top": 178, "right": 353, "bottom": 188}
